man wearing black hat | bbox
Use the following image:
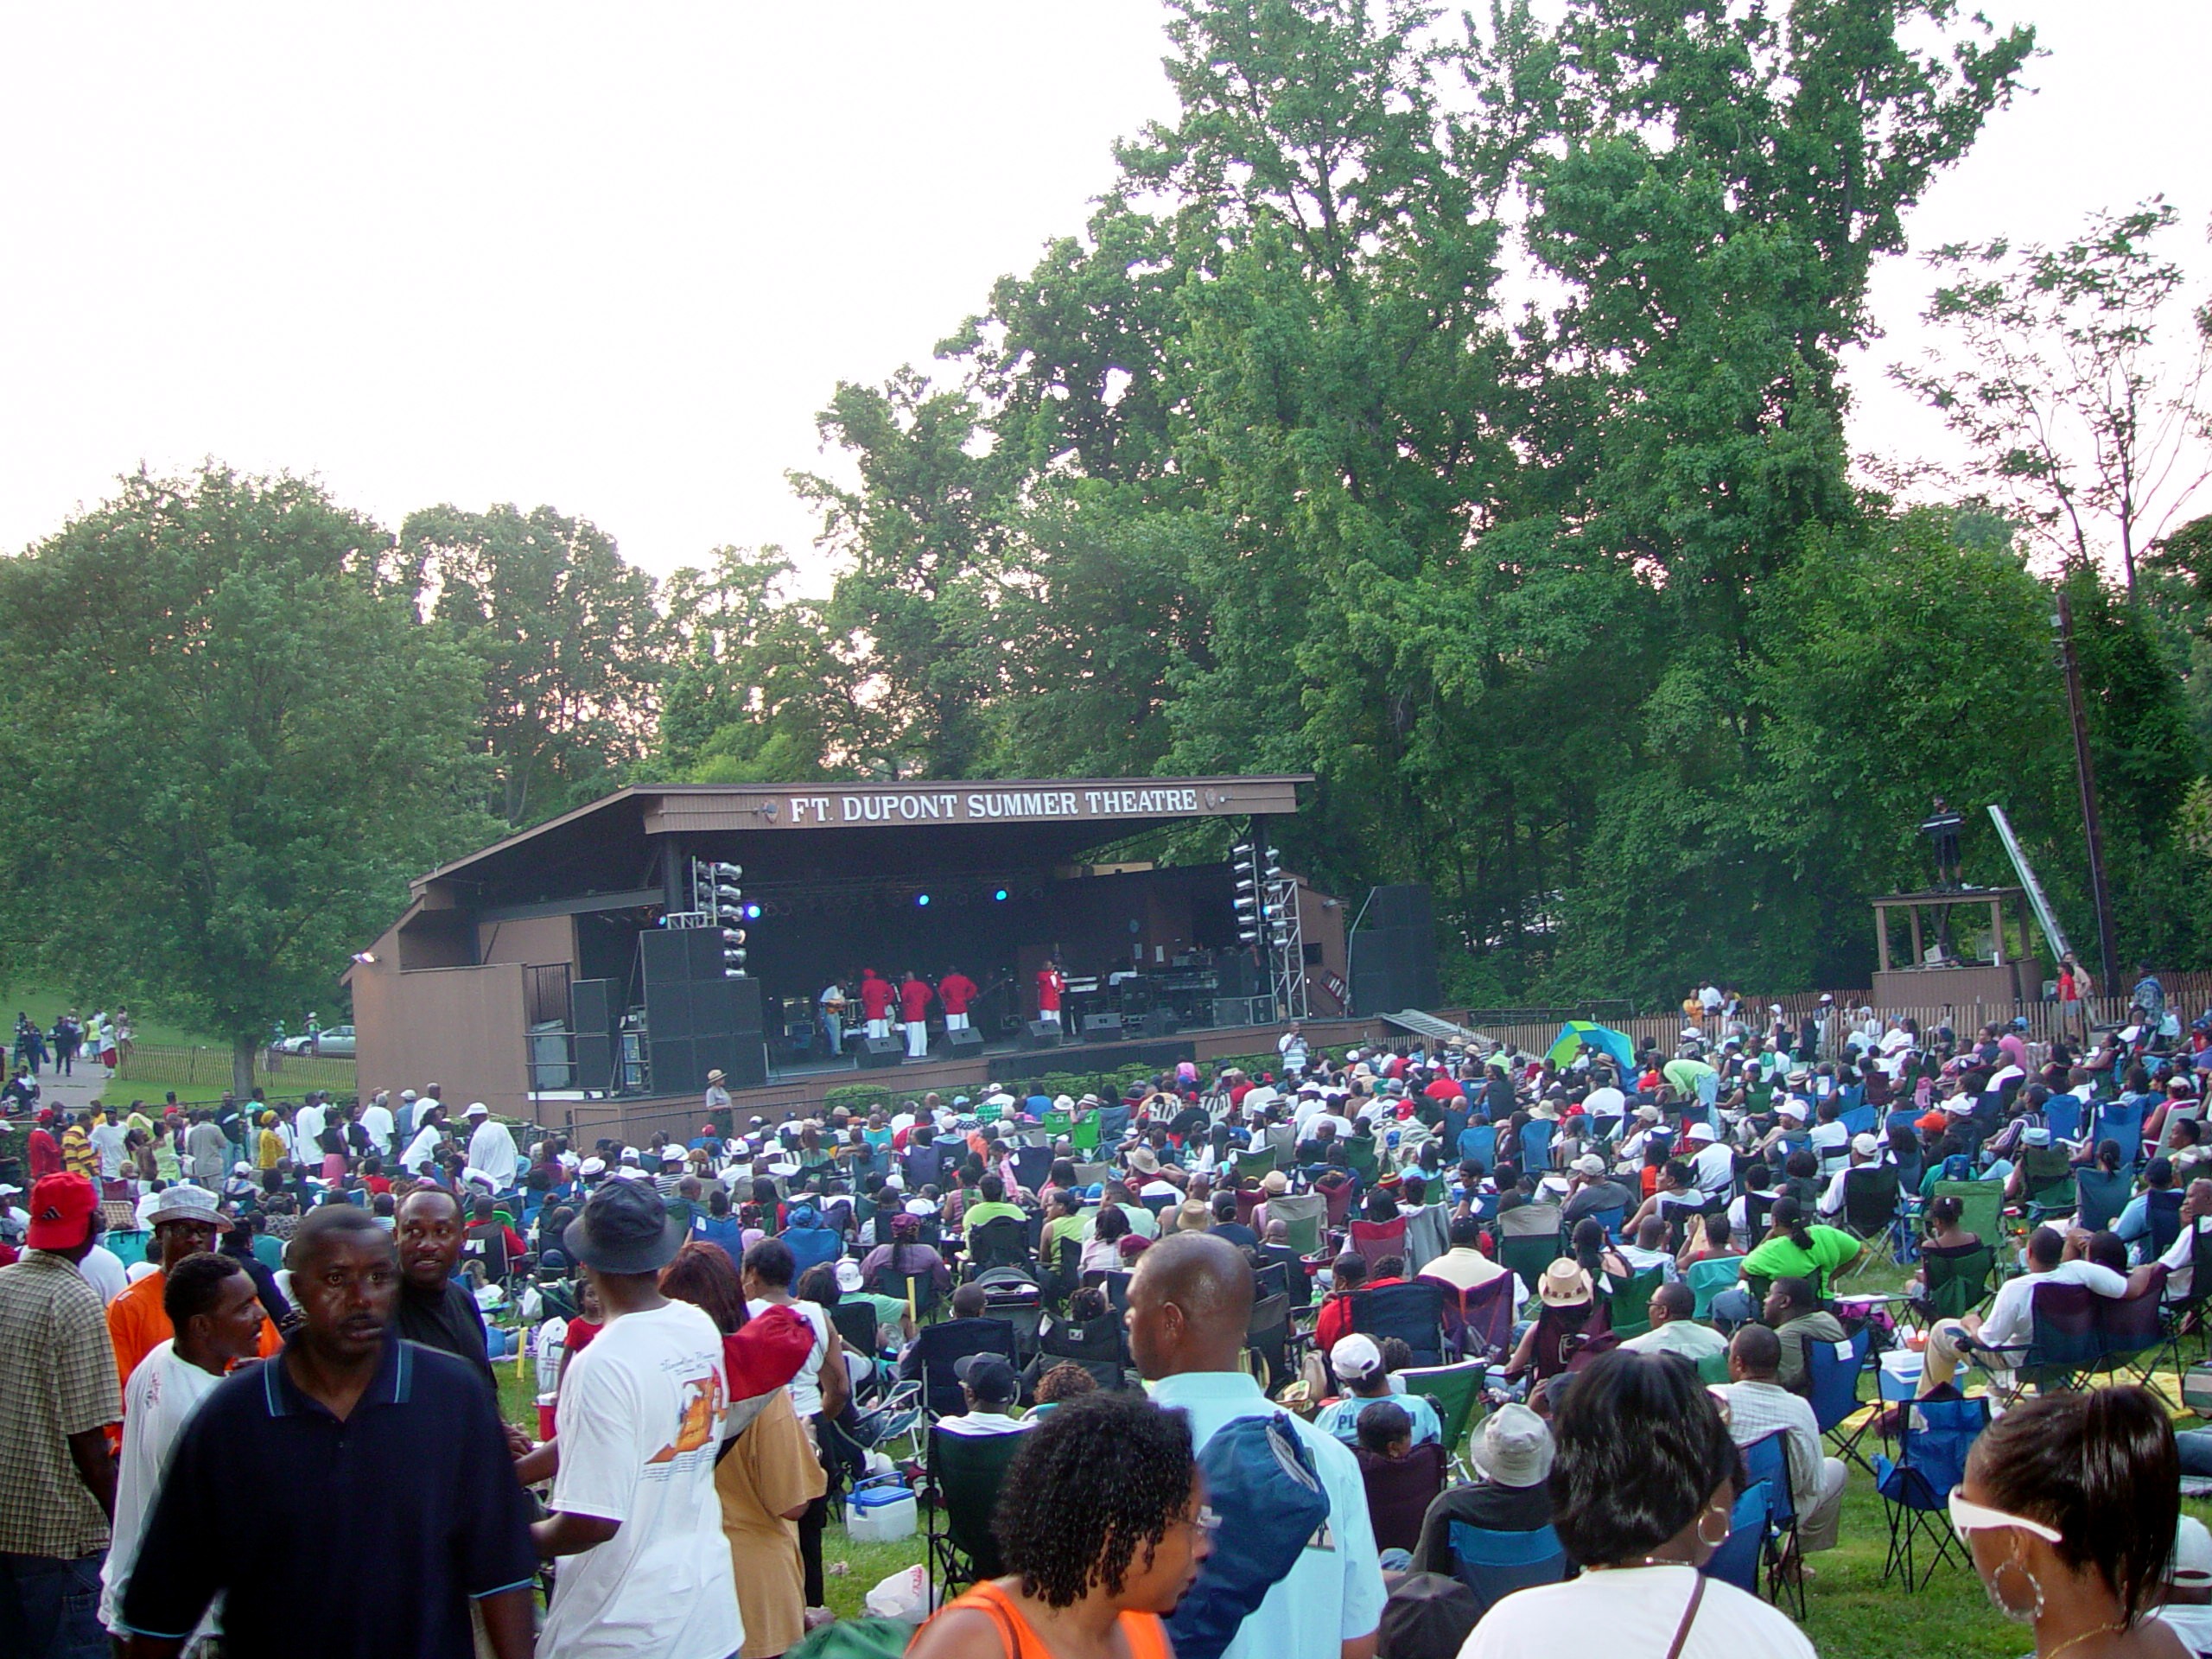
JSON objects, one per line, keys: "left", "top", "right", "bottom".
{"left": 935, "top": 1353, "right": 1033, "bottom": 1438}
{"left": 533, "top": 1179, "right": 741, "bottom": 1659}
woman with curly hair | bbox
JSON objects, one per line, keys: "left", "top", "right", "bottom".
{"left": 907, "top": 1392, "right": 1211, "bottom": 1659}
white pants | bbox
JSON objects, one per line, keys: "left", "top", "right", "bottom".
{"left": 946, "top": 1013, "right": 969, "bottom": 1031}
{"left": 1039, "top": 1008, "right": 1060, "bottom": 1027}
{"left": 905, "top": 1020, "right": 928, "bottom": 1058}
{"left": 868, "top": 1018, "right": 890, "bottom": 1039}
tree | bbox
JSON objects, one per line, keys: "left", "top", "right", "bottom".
{"left": 0, "top": 466, "right": 499, "bottom": 1090}
{"left": 403, "top": 503, "right": 664, "bottom": 825}
{"left": 1891, "top": 200, "right": 2212, "bottom": 593}
{"left": 651, "top": 547, "right": 859, "bottom": 784}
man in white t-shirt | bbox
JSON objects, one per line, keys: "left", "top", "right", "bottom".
{"left": 936, "top": 1354, "right": 1035, "bottom": 1437}
{"left": 91, "top": 1111, "right": 130, "bottom": 1179}
{"left": 535, "top": 1181, "right": 741, "bottom": 1659}
{"left": 293, "top": 1095, "right": 327, "bottom": 1160}
{"left": 401, "top": 1113, "right": 446, "bottom": 1176}
{"left": 100, "top": 1252, "right": 266, "bottom": 1641}
{"left": 464, "top": 1103, "right": 519, "bottom": 1193}
{"left": 359, "top": 1092, "right": 397, "bottom": 1157}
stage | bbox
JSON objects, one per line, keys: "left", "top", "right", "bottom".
{"left": 342, "top": 773, "right": 1390, "bottom": 1122}
{"left": 537, "top": 1013, "right": 1408, "bottom": 1146}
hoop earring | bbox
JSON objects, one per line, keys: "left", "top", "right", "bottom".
{"left": 1697, "top": 1507, "right": 1731, "bottom": 1549}
{"left": 1988, "top": 1554, "right": 2044, "bottom": 1624}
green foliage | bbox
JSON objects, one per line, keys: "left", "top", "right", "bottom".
{"left": 403, "top": 503, "right": 663, "bottom": 826}
{"left": 0, "top": 466, "right": 500, "bottom": 1080}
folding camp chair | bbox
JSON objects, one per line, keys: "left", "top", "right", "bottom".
{"left": 963, "top": 1216, "right": 1035, "bottom": 1279}
{"left": 1981, "top": 1281, "right": 2103, "bottom": 1393}
{"left": 1399, "top": 1360, "right": 1485, "bottom": 1473}
{"left": 906, "top": 1316, "right": 1019, "bottom": 1417}
{"left": 1686, "top": 1255, "right": 1743, "bottom": 1321}
{"left": 1343, "top": 1136, "right": 1381, "bottom": 1186}
{"left": 1268, "top": 1192, "right": 1327, "bottom": 1258}
{"left": 1360, "top": 1440, "right": 1447, "bottom": 1554}
{"left": 2016, "top": 1147, "right": 2080, "bottom": 1226}
{"left": 1244, "top": 1293, "right": 1292, "bottom": 1394}
{"left": 1347, "top": 1216, "right": 1409, "bottom": 1274}
{"left": 1349, "top": 1281, "right": 1447, "bottom": 1368}
{"left": 1604, "top": 1264, "right": 1664, "bottom": 1339}
{"left": 1875, "top": 1395, "right": 1990, "bottom": 1589}
{"left": 1913, "top": 1242, "right": 1996, "bottom": 1325}
{"left": 2159, "top": 1224, "right": 2212, "bottom": 1377}
{"left": 1931, "top": 1180, "right": 2003, "bottom": 1258}
{"left": 1740, "top": 1428, "right": 1804, "bottom": 1618}
{"left": 1443, "top": 1522, "right": 1568, "bottom": 1621}
{"left": 2094, "top": 1265, "right": 2169, "bottom": 1384}
{"left": 830, "top": 1299, "right": 880, "bottom": 1395}
{"left": 1517, "top": 1120, "right": 1554, "bottom": 1173}
{"left": 1700, "top": 1478, "right": 1770, "bottom": 1595}
{"left": 1033, "top": 1309, "right": 1128, "bottom": 1394}
{"left": 925, "top": 1426, "right": 1028, "bottom": 1602}
{"left": 2093, "top": 1099, "right": 2148, "bottom": 1174}
{"left": 1808, "top": 1327, "right": 1873, "bottom": 1471}
{"left": 2043, "top": 1093, "right": 2084, "bottom": 1146}
{"left": 1428, "top": 1272, "right": 1518, "bottom": 1363}
{"left": 1496, "top": 1230, "right": 1560, "bottom": 1301}
{"left": 1837, "top": 1166, "right": 1904, "bottom": 1274}
{"left": 2073, "top": 1167, "right": 2131, "bottom": 1233}
{"left": 1457, "top": 1124, "right": 1497, "bottom": 1169}
{"left": 1403, "top": 1203, "right": 1451, "bottom": 1274}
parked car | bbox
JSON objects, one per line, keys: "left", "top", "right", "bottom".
{"left": 278, "top": 1025, "right": 354, "bottom": 1058}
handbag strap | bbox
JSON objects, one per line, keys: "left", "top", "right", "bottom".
{"left": 1662, "top": 1573, "right": 1707, "bottom": 1659}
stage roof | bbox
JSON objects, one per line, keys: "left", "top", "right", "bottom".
{"left": 411, "top": 776, "right": 1310, "bottom": 913}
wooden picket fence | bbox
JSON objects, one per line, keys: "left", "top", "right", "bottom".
{"left": 113, "top": 1041, "right": 358, "bottom": 1096}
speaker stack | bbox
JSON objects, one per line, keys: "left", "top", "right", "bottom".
{"left": 855, "top": 1036, "right": 906, "bottom": 1070}
{"left": 571, "top": 978, "right": 618, "bottom": 1093}
{"left": 638, "top": 929, "right": 768, "bottom": 1091}
{"left": 1017, "top": 1020, "right": 1065, "bottom": 1051}
{"left": 1350, "top": 885, "right": 1443, "bottom": 1015}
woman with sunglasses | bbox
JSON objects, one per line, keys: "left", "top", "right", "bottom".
{"left": 907, "top": 1392, "right": 1211, "bottom": 1659}
{"left": 1954, "top": 1386, "right": 2187, "bottom": 1659}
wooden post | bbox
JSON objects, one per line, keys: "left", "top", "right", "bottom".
{"left": 1990, "top": 899, "right": 2005, "bottom": 964}
{"left": 1876, "top": 901, "right": 1892, "bottom": 974}
{"left": 1910, "top": 906, "right": 1923, "bottom": 969}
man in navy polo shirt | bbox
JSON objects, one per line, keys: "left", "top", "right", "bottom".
{"left": 118, "top": 1206, "right": 536, "bottom": 1659}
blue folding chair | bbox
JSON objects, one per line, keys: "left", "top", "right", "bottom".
{"left": 1840, "top": 1103, "right": 1877, "bottom": 1138}
{"left": 2094, "top": 1099, "right": 2148, "bottom": 1173}
{"left": 1445, "top": 1522, "right": 1568, "bottom": 1620}
{"left": 2074, "top": 1167, "right": 2132, "bottom": 1234}
{"left": 1808, "top": 1326, "right": 1872, "bottom": 1471}
{"left": 1700, "top": 1480, "right": 1771, "bottom": 1594}
{"left": 1874, "top": 1395, "right": 1989, "bottom": 1589}
{"left": 1739, "top": 1429, "right": 1803, "bottom": 1617}
{"left": 1518, "top": 1120, "right": 1554, "bottom": 1173}
{"left": 2044, "top": 1094, "right": 2083, "bottom": 1145}
{"left": 1589, "top": 1205, "right": 1625, "bottom": 1240}
{"left": 1458, "top": 1124, "right": 1497, "bottom": 1169}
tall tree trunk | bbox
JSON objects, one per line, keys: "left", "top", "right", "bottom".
{"left": 233, "top": 1033, "right": 258, "bottom": 1098}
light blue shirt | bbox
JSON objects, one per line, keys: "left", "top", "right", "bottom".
{"left": 1313, "top": 1389, "right": 1442, "bottom": 1447}
{"left": 1147, "top": 1370, "right": 1385, "bottom": 1659}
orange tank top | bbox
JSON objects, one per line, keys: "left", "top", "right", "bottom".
{"left": 920, "top": 1580, "right": 1171, "bottom": 1659}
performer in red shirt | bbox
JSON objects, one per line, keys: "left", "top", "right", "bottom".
{"left": 1035, "top": 959, "right": 1066, "bottom": 1028}
{"left": 27, "top": 1109, "right": 62, "bottom": 1180}
{"left": 937, "top": 967, "right": 980, "bottom": 1033}
{"left": 858, "top": 968, "right": 895, "bottom": 1039}
{"left": 899, "top": 971, "right": 935, "bottom": 1059}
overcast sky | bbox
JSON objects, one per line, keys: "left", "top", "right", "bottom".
{"left": 1, "top": 1, "right": 2204, "bottom": 580}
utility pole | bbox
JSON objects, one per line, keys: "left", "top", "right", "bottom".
{"left": 2054, "top": 592, "right": 2119, "bottom": 988}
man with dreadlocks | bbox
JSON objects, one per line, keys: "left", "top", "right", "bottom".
{"left": 907, "top": 1392, "right": 1211, "bottom": 1659}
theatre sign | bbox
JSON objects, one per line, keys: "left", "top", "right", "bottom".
{"left": 642, "top": 774, "right": 1306, "bottom": 834}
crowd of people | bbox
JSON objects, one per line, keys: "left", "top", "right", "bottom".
{"left": 3, "top": 994, "right": 2210, "bottom": 1659}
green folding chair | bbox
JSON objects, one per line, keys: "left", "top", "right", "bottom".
{"left": 1496, "top": 1233, "right": 1560, "bottom": 1303}
{"left": 1070, "top": 1116, "right": 1101, "bottom": 1154}
{"left": 1605, "top": 1265, "right": 1665, "bottom": 1339}
{"left": 1400, "top": 1360, "right": 1486, "bottom": 1475}
{"left": 1686, "top": 1255, "right": 1743, "bottom": 1321}
{"left": 1916, "top": 1243, "right": 1997, "bottom": 1323}
{"left": 1933, "top": 1180, "right": 2004, "bottom": 1261}
{"left": 1269, "top": 1193, "right": 1327, "bottom": 1259}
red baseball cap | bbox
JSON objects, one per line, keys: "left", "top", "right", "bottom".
{"left": 27, "top": 1172, "right": 98, "bottom": 1250}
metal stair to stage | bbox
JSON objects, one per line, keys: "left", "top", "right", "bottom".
{"left": 1377, "top": 1008, "right": 1492, "bottom": 1050}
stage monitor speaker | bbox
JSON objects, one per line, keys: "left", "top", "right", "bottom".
{"left": 855, "top": 1035, "right": 906, "bottom": 1069}
{"left": 1215, "top": 953, "right": 1257, "bottom": 997}
{"left": 1082, "top": 1013, "right": 1125, "bottom": 1040}
{"left": 1017, "top": 1020, "right": 1065, "bottom": 1050}
{"left": 934, "top": 1027, "right": 986, "bottom": 1061}
{"left": 1142, "top": 1007, "right": 1181, "bottom": 1038}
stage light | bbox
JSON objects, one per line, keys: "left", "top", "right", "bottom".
{"left": 744, "top": 902, "right": 761, "bottom": 919}
{"left": 994, "top": 888, "right": 1008, "bottom": 902}
{"left": 917, "top": 893, "right": 931, "bottom": 906}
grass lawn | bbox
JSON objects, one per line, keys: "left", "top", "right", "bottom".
{"left": 480, "top": 1255, "right": 2212, "bottom": 1654}
{"left": 0, "top": 981, "right": 219, "bottom": 1047}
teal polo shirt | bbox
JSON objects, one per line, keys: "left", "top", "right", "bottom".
{"left": 1147, "top": 1370, "right": 1385, "bottom": 1659}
